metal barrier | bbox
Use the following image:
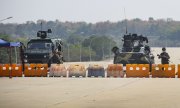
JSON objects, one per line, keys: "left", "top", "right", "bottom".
{"left": 151, "top": 64, "right": 175, "bottom": 78}
{"left": 107, "top": 64, "right": 124, "bottom": 77}
{"left": 126, "top": 64, "right": 149, "bottom": 78}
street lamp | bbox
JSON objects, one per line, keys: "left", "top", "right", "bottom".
{"left": 67, "top": 44, "right": 70, "bottom": 62}
{"left": 78, "top": 42, "right": 82, "bottom": 62}
{"left": 109, "top": 41, "right": 112, "bottom": 59}
{"left": 0, "top": 17, "right": 13, "bottom": 22}
{"left": 89, "top": 36, "right": 99, "bottom": 61}
{"left": 102, "top": 41, "right": 104, "bottom": 60}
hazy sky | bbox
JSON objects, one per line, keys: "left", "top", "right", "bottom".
{"left": 0, "top": 0, "right": 180, "bottom": 23}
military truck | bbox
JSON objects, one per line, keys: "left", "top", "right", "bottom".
{"left": 24, "top": 29, "right": 63, "bottom": 64}
{"left": 112, "top": 33, "right": 154, "bottom": 66}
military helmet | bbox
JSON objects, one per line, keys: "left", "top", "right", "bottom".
{"left": 111, "top": 46, "right": 119, "bottom": 53}
{"left": 162, "top": 47, "right": 166, "bottom": 51}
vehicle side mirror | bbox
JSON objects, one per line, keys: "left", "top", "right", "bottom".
{"left": 47, "top": 29, "right": 52, "bottom": 33}
{"left": 51, "top": 45, "right": 54, "bottom": 52}
{"left": 37, "top": 31, "right": 41, "bottom": 37}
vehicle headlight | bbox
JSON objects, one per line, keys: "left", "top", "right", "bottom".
{"left": 24, "top": 55, "right": 28, "bottom": 58}
{"left": 24, "top": 59, "right": 27, "bottom": 63}
{"left": 44, "top": 55, "right": 47, "bottom": 58}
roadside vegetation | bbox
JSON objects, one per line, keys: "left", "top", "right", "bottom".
{"left": 1, "top": 18, "right": 180, "bottom": 62}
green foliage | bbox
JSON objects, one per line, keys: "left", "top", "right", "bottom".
{"left": 82, "top": 35, "right": 116, "bottom": 60}
{"left": 1, "top": 18, "right": 180, "bottom": 61}
{"left": 1, "top": 19, "right": 180, "bottom": 41}
{"left": 166, "top": 27, "right": 180, "bottom": 41}
{"left": 63, "top": 44, "right": 95, "bottom": 62}
{"left": 0, "top": 34, "right": 11, "bottom": 41}
{"left": 0, "top": 48, "right": 9, "bottom": 63}
{"left": 67, "top": 34, "right": 85, "bottom": 44}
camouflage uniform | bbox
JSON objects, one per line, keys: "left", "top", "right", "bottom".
{"left": 51, "top": 54, "right": 61, "bottom": 64}
{"left": 48, "top": 51, "right": 61, "bottom": 67}
{"left": 57, "top": 51, "right": 64, "bottom": 63}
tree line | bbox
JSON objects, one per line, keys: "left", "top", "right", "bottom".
{"left": 0, "top": 18, "right": 180, "bottom": 40}
{"left": 0, "top": 18, "right": 180, "bottom": 62}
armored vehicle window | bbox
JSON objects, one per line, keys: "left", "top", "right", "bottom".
{"left": 27, "top": 42, "right": 52, "bottom": 49}
{"left": 134, "top": 41, "right": 139, "bottom": 47}
{"left": 45, "top": 43, "right": 51, "bottom": 49}
{"left": 28, "top": 43, "right": 45, "bottom": 49}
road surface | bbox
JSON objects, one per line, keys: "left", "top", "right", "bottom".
{"left": 0, "top": 47, "right": 180, "bottom": 108}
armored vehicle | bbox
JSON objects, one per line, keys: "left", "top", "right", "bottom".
{"left": 112, "top": 33, "right": 154, "bottom": 66}
{"left": 24, "top": 29, "right": 63, "bottom": 64}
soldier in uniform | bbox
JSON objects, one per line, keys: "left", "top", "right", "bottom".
{"left": 111, "top": 46, "right": 121, "bottom": 64}
{"left": 48, "top": 51, "right": 61, "bottom": 67}
{"left": 57, "top": 51, "right": 64, "bottom": 64}
{"left": 157, "top": 47, "right": 170, "bottom": 64}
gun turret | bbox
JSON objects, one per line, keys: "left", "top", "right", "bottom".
{"left": 37, "top": 29, "right": 52, "bottom": 39}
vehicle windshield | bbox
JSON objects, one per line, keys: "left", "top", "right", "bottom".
{"left": 27, "top": 42, "right": 51, "bottom": 49}
{"left": 133, "top": 41, "right": 139, "bottom": 47}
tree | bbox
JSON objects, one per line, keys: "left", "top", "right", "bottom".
{"left": 82, "top": 35, "right": 116, "bottom": 60}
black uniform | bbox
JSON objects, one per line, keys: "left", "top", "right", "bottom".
{"left": 158, "top": 52, "right": 170, "bottom": 64}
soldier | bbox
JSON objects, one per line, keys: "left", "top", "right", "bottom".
{"left": 57, "top": 51, "right": 64, "bottom": 64}
{"left": 48, "top": 51, "right": 61, "bottom": 67}
{"left": 111, "top": 46, "right": 121, "bottom": 64}
{"left": 112, "top": 46, "right": 120, "bottom": 55}
{"left": 157, "top": 47, "right": 170, "bottom": 64}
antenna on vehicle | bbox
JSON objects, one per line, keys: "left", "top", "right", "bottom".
{"left": 40, "top": 21, "right": 43, "bottom": 31}
{"left": 124, "top": 8, "right": 128, "bottom": 34}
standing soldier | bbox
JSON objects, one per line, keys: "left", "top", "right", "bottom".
{"left": 57, "top": 51, "right": 64, "bottom": 64}
{"left": 157, "top": 47, "right": 170, "bottom": 64}
{"left": 48, "top": 51, "right": 61, "bottom": 67}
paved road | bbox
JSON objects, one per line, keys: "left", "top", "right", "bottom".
{"left": 0, "top": 78, "right": 180, "bottom": 108}
{"left": 0, "top": 47, "right": 180, "bottom": 108}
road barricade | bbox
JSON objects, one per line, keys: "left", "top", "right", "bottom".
{"left": 11, "top": 64, "right": 22, "bottom": 77}
{"left": 24, "top": 64, "right": 36, "bottom": 77}
{"left": 1, "top": 64, "right": 10, "bottom": 77}
{"left": 36, "top": 64, "right": 48, "bottom": 77}
{"left": 151, "top": 64, "right": 175, "bottom": 78}
{"left": 49, "top": 64, "right": 56, "bottom": 77}
{"left": 107, "top": 64, "right": 124, "bottom": 77}
{"left": 0, "top": 64, "right": 23, "bottom": 77}
{"left": 126, "top": 64, "right": 149, "bottom": 78}
{"left": 68, "top": 64, "right": 86, "bottom": 77}
{"left": 177, "top": 64, "right": 180, "bottom": 78}
{"left": 0, "top": 64, "right": 2, "bottom": 77}
{"left": 88, "top": 64, "right": 105, "bottom": 77}
{"left": 49, "top": 64, "right": 67, "bottom": 77}
{"left": 24, "top": 64, "right": 48, "bottom": 77}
